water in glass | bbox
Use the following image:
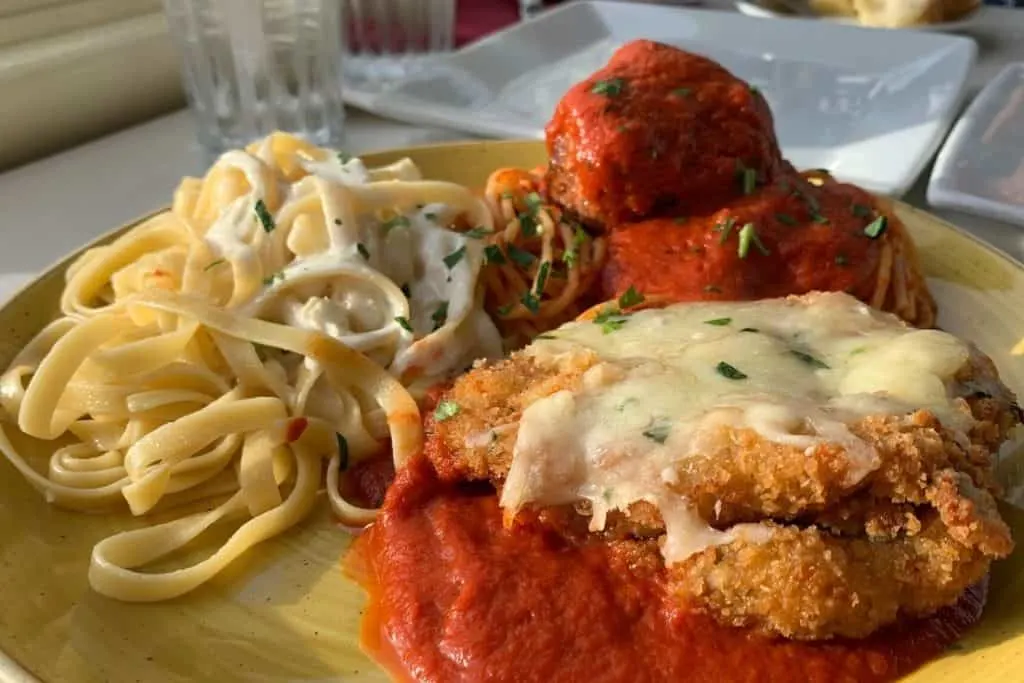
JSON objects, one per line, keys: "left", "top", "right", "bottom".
{"left": 342, "top": 0, "right": 456, "bottom": 84}
{"left": 163, "top": 0, "right": 345, "bottom": 157}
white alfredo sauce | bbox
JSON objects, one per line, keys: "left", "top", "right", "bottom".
{"left": 499, "top": 292, "right": 975, "bottom": 565}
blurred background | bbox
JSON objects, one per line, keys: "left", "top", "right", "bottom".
{"left": 0, "top": 0, "right": 1015, "bottom": 171}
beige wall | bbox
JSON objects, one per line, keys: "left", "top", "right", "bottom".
{"left": 0, "top": 5, "right": 185, "bottom": 170}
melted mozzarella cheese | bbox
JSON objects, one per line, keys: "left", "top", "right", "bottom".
{"left": 500, "top": 292, "right": 974, "bottom": 564}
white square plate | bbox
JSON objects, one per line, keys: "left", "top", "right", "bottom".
{"left": 927, "top": 62, "right": 1024, "bottom": 227}
{"left": 345, "top": 1, "right": 976, "bottom": 197}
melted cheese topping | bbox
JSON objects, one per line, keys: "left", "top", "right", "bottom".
{"left": 499, "top": 292, "right": 974, "bottom": 564}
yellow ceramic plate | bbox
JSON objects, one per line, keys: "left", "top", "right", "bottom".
{"left": 1, "top": 140, "right": 1024, "bottom": 683}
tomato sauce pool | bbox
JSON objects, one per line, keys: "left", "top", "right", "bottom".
{"left": 345, "top": 458, "right": 987, "bottom": 683}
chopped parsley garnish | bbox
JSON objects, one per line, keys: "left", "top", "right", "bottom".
{"left": 737, "top": 164, "right": 761, "bottom": 196}
{"left": 337, "top": 152, "right": 353, "bottom": 164}
{"left": 394, "top": 316, "right": 413, "bottom": 333}
{"left": 424, "top": 212, "right": 438, "bottom": 221}
{"left": 484, "top": 245, "right": 507, "bottom": 265}
{"left": 357, "top": 243, "right": 370, "bottom": 260}
{"left": 716, "top": 362, "right": 748, "bottom": 380}
{"left": 704, "top": 284, "right": 723, "bottom": 293}
{"left": 790, "top": 350, "right": 830, "bottom": 369}
{"left": 864, "top": 215, "right": 887, "bottom": 239}
{"left": 591, "top": 77, "right": 626, "bottom": 97}
{"left": 740, "top": 327, "right": 760, "bottom": 333}
{"left": 431, "top": 301, "right": 449, "bottom": 331}
{"left": 671, "top": 87, "right": 692, "bottom": 98}
{"left": 465, "top": 226, "right": 491, "bottom": 239}
{"left": 749, "top": 84, "right": 760, "bottom": 95}
{"left": 852, "top": 203, "right": 873, "bottom": 219}
{"left": 705, "top": 317, "right": 732, "bottom": 326}
{"left": 563, "top": 225, "right": 587, "bottom": 267}
{"left": 443, "top": 245, "right": 467, "bottom": 269}
{"left": 535, "top": 260, "right": 551, "bottom": 294}
{"left": 835, "top": 253, "right": 849, "bottom": 266}
{"left": 262, "top": 271, "right": 285, "bottom": 286}
{"left": 203, "top": 258, "right": 226, "bottom": 272}
{"left": 737, "top": 223, "right": 770, "bottom": 258}
{"left": 507, "top": 244, "right": 537, "bottom": 267}
{"left": 519, "top": 212, "right": 540, "bottom": 237}
{"left": 434, "top": 400, "right": 461, "bottom": 422}
{"left": 593, "top": 307, "right": 630, "bottom": 334}
{"left": 335, "top": 433, "right": 349, "bottom": 470}
{"left": 254, "top": 199, "right": 275, "bottom": 233}
{"left": 618, "top": 285, "right": 645, "bottom": 309}
{"left": 642, "top": 422, "right": 672, "bottom": 445}
{"left": 382, "top": 215, "right": 411, "bottom": 233}
{"left": 775, "top": 212, "right": 797, "bottom": 226}
{"left": 496, "top": 303, "right": 514, "bottom": 316}
{"left": 524, "top": 192, "right": 543, "bottom": 212}
{"left": 811, "top": 213, "right": 830, "bottom": 225}
{"left": 715, "top": 216, "right": 737, "bottom": 244}
{"left": 400, "top": 283, "right": 412, "bottom": 298}
{"left": 520, "top": 291, "right": 541, "bottom": 314}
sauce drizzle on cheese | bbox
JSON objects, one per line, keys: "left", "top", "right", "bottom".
{"left": 500, "top": 292, "right": 974, "bottom": 564}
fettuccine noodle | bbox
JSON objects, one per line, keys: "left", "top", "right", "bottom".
{"left": 0, "top": 133, "right": 504, "bottom": 602}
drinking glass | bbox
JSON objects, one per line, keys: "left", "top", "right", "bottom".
{"left": 162, "top": 0, "right": 346, "bottom": 158}
{"left": 342, "top": 0, "right": 456, "bottom": 84}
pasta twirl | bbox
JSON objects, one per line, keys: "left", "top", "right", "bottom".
{"left": 0, "top": 133, "right": 502, "bottom": 602}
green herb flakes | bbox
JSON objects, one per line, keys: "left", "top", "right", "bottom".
{"left": 382, "top": 215, "right": 411, "bottom": 233}
{"left": 507, "top": 245, "right": 537, "bottom": 267}
{"left": 790, "top": 350, "right": 830, "bottom": 369}
{"left": 535, "top": 261, "right": 551, "bottom": 294}
{"left": 254, "top": 199, "right": 275, "bottom": 233}
{"left": 737, "top": 223, "right": 770, "bottom": 258}
{"left": 335, "top": 433, "right": 349, "bottom": 470}
{"left": 443, "top": 245, "right": 467, "bottom": 269}
{"left": 434, "top": 400, "right": 460, "bottom": 422}
{"left": 394, "top": 316, "right": 413, "bottom": 333}
{"left": 643, "top": 422, "right": 671, "bottom": 445}
{"left": 704, "top": 317, "right": 732, "bottom": 326}
{"left": 465, "top": 226, "right": 491, "bottom": 239}
{"left": 431, "top": 301, "right": 449, "bottom": 331}
{"left": 716, "top": 362, "right": 748, "bottom": 380}
{"left": 357, "top": 243, "right": 370, "bottom": 260}
{"left": 864, "top": 216, "right": 887, "bottom": 239}
{"left": 591, "top": 77, "right": 626, "bottom": 97}
{"left": 852, "top": 204, "right": 873, "bottom": 219}
{"left": 484, "top": 245, "right": 507, "bottom": 265}
{"left": 618, "top": 285, "right": 644, "bottom": 309}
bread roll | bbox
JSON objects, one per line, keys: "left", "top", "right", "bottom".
{"left": 807, "top": 0, "right": 980, "bottom": 27}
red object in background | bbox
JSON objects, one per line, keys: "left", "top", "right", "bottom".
{"left": 456, "top": 0, "right": 564, "bottom": 47}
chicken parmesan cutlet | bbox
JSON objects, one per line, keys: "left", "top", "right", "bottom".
{"left": 424, "top": 292, "right": 1017, "bottom": 640}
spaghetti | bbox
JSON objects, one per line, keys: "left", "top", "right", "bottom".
{"left": 480, "top": 167, "right": 607, "bottom": 346}
{"left": 803, "top": 170, "right": 937, "bottom": 329}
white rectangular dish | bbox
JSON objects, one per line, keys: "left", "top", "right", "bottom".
{"left": 927, "top": 62, "right": 1024, "bottom": 227}
{"left": 344, "top": 0, "right": 976, "bottom": 197}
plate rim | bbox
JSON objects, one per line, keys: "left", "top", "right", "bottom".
{"left": 2, "top": 137, "right": 1023, "bottom": 683}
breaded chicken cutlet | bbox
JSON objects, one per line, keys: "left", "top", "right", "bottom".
{"left": 424, "top": 293, "right": 1018, "bottom": 640}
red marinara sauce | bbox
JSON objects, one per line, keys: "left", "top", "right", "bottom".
{"left": 600, "top": 172, "right": 886, "bottom": 304}
{"left": 347, "top": 458, "right": 987, "bottom": 683}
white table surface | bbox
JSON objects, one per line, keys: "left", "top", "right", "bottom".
{"left": 1, "top": 2, "right": 1023, "bottom": 300}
